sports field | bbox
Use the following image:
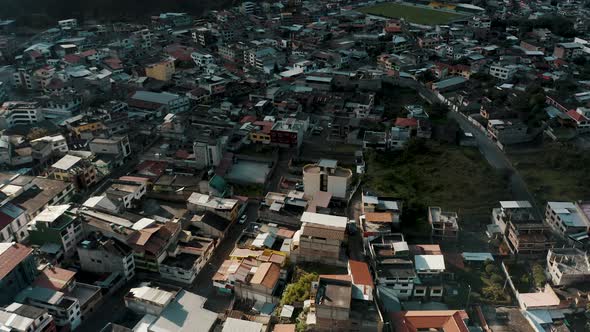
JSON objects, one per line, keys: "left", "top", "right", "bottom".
{"left": 359, "top": 2, "right": 465, "bottom": 25}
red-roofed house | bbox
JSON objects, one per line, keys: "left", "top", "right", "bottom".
{"left": 103, "top": 57, "right": 123, "bottom": 73}
{"left": 566, "top": 109, "right": 590, "bottom": 132}
{"left": 395, "top": 117, "right": 418, "bottom": 128}
{"left": 0, "top": 243, "right": 36, "bottom": 305}
{"left": 240, "top": 115, "right": 257, "bottom": 124}
{"left": 348, "top": 260, "right": 374, "bottom": 301}
{"left": 392, "top": 310, "right": 470, "bottom": 332}
{"left": 135, "top": 160, "right": 168, "bottom": 181}
{"left": 63, "top": 54, "right": 82, "bottom": 65}
{"left": 250, "top": 120, "right": 274, "bottom": 144}
{"left": 34, "top": 266, "right": 76, "bottom": 292}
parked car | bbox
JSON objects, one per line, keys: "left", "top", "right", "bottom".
{"left": 239, "top": 214, "right": 247, "bottom": 224}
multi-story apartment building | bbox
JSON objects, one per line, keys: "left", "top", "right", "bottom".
{"left": 303, "top": 159, "right": 352, "bottom": 200}
{"left": 28, "top": 205, "right": 83, "bottom": 257}
{"left": 190, "top": 51, "right": 215, "bottom": 68}
{"left": 368, "top": 234, "right": 415, "bottom": 300}
{"left": 428, "top": 206, "right": 459, "bottom": 240}
{"left": 193, "top": 136, "right": 222, "bottom": 169}
{"left": 0, "top": 303, "right": 57, "bottom": 332}
{"left": 489, "top": 63, "right": 518, "bottom": 80}
{"left": 270, "top": 118, "right": 305, "bottom": 148}
{"left": 159, "top": 236, "right": 214, "bottom": 285}
{"left": 545, "top": 201, "right": 590, "bottom": 237}
{"left": 16, "top": 287, "right": 81, "bottom": 330}
{"left": 492, "top": 201, "right": 555, "bottom": 256}
{"left": 0, "top": 202, "right": 30, "bottom": 242}
{"left": 291, "top": 212, "right": 347, "bottom": 266}
{"left": 0, "top": 173, "right": 75, "bottom": 220}
{"left": 58, "top": 19, "right": 78, "bottom": 30}
{"left": 77, "top": 235, "right": 136, "bottom": 281}
{"left": 145, "top": 58, "right": 175, "bottom": 82}
{"left": 0, "top": 243, "right": 37, "bottom": 306}
{"left": 50, "top": 154, "right": 99, "bottom": 190}
{"left": 553, "top": 42, "right": 584, "bottom": 59}
{"left": 0, "top": 101, "right": 41, "bottom": 129}
{"left": 546, "top": 248, "right": 590, "bottom": 287}
{"left": 89, "top": 135, "right": 131, "bottom": 160}
{"left": 187, "top": 193, "right": 239, "bottom": 222}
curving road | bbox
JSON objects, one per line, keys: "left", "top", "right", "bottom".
{"left": 446, "top": 110, "right": 541, "bottom": 218}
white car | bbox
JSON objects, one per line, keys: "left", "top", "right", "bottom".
{"left": 239, "top": 214, "right": 247, "bottom": 224}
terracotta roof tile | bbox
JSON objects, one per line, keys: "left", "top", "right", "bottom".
{"left": 0, "top": 244, "right": 33, "bottom": 280}
{"left": 348, "top": 260, "right": 373, "bottom": 286}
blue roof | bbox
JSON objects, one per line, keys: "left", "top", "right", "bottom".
{"left": 0, "top": 203, "right": 25, "bottom": 219}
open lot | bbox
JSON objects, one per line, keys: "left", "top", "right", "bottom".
{"left": 365, "top": 141, "right": 510, "bottom": 216}
{"left": 509, "top": 143, "right": 590, "bottom": 206}
{"left": 359, "top": 2, "right": 465, "bottom": 25}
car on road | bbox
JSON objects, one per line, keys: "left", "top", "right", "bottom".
{"left": 327, "top": 122, "right": 332, "bottom": 129}
{"left": 239, "top": 214, "right": 247, "bottom": 224}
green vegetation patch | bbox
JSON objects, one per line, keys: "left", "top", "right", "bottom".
{"left": 365, "top": 140, "right": 510, "bottom": 217}
{"left": 359, "top": 2, "right": 465, "bottom": 25}
{"left": 509, "top": 144, "right": 590, "bottom": 206}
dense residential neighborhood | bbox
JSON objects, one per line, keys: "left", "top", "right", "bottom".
{"left": 0, "top": 0, "right": 590, "bottom": 331}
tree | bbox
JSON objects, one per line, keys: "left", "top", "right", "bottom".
{"left": 484, "top": 261, "right": 498, "bottom": 275}
{"left": 532, "top": 264, "right": 547, "bottom": 288}
{"left": 26, "top": 128, "right": 49, "bottom": 140}
{"left": 280, "top": 272, "right": 318, "bottom": 306}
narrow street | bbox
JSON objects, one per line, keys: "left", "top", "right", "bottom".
{"left": 447, "top": 111, "right": 541, "bottom": 217}
{"left": 188, "top": 201, "right": 259, "bottom": 312}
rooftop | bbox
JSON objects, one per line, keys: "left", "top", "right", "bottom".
{"left": 0, "top": 243, "right": 33, "bottom": 280}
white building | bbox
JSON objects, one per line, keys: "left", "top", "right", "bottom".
{"left": 58, "top": 19, "right": 78, "bottom": 30}
{"left": 16, "top": 287, "right": 81, "bottom": 329}
{"left": 0, "top": 303, "right": 55, "bottom": 332}
{"left": 193, "top": 137, "right": 222, "bottom": 169}
{"left": 191, "top": 51, "right": 215, "bottom": 68}
{"left": 0, "top": 202, "right": 29, "bottom": 242}
{"left": 89, "top": 136, "right": 131, "bottom": 158}
{"left": 489, "top": 63, "right": 518, "bottom": 80}
{"left": 29, "top": 204, "right": 83, "bottom": 256}
{"left": 0, "top": 101, "right": 41, "bottom": 129}
{"left": 77, "top": 236, "right": 136, "bottom": 281}
{"left": 303, "top": 159, "right": 352, "bottom": 200}
{"left": 545, "top": 201, "right": 590, "bottom": 237}
{"left": 546, "top": 248, "right": 590, "bottom": 287}
{"left": 31, "top": 134, "right": 69, "bottom": 154}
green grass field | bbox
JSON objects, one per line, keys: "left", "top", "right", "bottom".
{"left": 365, "top": 141, "right": 510, "bottom": 216}
{"left": 359, "top": 2, "right": 465, "bottom": 25}
{"left": 509, "top": 144, "right": 590, "bottom": 206}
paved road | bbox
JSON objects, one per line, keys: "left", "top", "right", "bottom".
{"left": 447, "top": 111, "right": 541, "bottom": 217}
{"left": 188, "top": 201, "right": 259, "bottom": 312}
{"left": 347, "top": 187, "right": 365, "bottom": 261}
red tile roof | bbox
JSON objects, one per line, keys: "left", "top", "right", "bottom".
{"left": 136, "top": 160, "right": 168, "bottom": 178}
{"left": 240, "top": 115, "right": 257, "bottom": 124}
{"left": 348, "top": 260, "right": 373, "bottom": 286}
{"left": 34, "top": 266, "right": 76, "bottom": 291}
{"left": 395, "top": 117, "right": 418, "bottom": 128}
{"left": 393, "top": 310, "right": 470, "bottom": 332}
{"left": 0, "top": 244, "right": 33, "bottom": 280}
{"left": 63, "top": 54, "right": 82, "bottom": 64}
{"left": 175, "top": 149, "right": 191, "bottom": 159}
{"left": 80, "top": 49, "right": 97, "bottom": 57}
{"left": 567, "top": 110, "right": 589, "bottom": 122}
